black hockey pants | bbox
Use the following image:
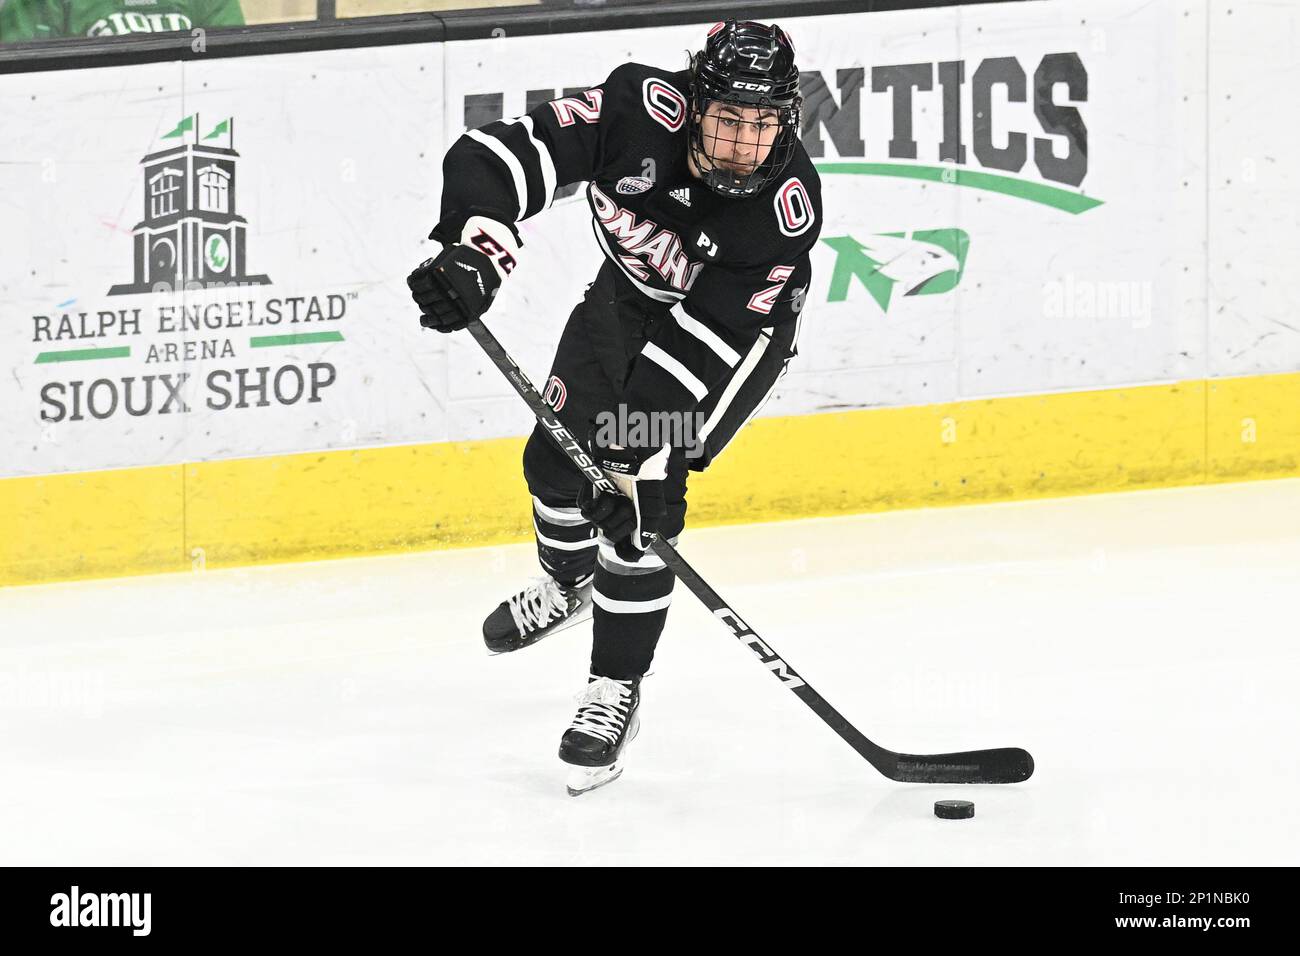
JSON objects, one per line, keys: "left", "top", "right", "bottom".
{"left": 522, "top": 260, "right": 797, "bottom": 681}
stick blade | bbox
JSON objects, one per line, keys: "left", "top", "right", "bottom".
{"left": 887, "top": 747, "right": 1034, "bottom": 784}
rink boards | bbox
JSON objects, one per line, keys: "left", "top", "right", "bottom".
{"left": 3, "top": 0, "right": 1300, "bottom": 584}
{"left": 4, "top": 370, "right": 1298, "bottom": 585}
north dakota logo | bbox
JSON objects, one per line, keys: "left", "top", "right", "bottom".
{"left": 109, "top": 115, "right": 271, "bottom": 295}
{"left": 823, "top": 229, "right": 970, "bottom": 312}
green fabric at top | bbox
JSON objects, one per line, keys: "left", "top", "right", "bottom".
{"left": 0, "top": 0, "right": 245, "bottom": 42}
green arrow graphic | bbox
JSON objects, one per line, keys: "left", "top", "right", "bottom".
{"left": 823, "top": 235, "right": 895, "bottom": 310}
{"left": 822, "top": 229, "right": 971, "bottom": 312}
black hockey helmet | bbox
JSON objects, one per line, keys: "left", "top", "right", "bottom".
{"left": 687, "top": 20, "right": 802, "bottom": 198}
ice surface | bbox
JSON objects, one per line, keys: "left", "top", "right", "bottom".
{"left": 2, "top": 479, "right": 1299, "bottom": 865}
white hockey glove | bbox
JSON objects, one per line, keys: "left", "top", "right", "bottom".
{"left": 577, "top": 437, "right": 671, "bottom": 563}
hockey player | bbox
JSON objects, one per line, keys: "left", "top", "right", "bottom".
{"left": 409, "top": 20, "right": 821, "bottom": 794}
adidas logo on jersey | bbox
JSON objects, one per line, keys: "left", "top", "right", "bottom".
{"left": 669, "top": 187, "right": 691, "bottom": 207}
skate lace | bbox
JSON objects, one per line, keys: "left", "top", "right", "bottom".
{"left": 507, "top": 576, "right": 572, "bottom": 635}
{"left": 570, "top": 677, "right": 635, "bottom": 745}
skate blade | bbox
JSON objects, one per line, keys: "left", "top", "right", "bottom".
{"left": 484, "top": 602, "right": 593, "bottom": 657}
{"left": 565, "top": 761, "right": 624, "bottom": 797}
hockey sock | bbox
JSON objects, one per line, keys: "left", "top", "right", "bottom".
{"left": 589, "top": 536, "right": 675, "bottom": 681}
{"left": 530, "top": 495, "right": 598, "bottom": 585}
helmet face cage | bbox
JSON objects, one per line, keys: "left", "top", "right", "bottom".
{"left": 687, "top": 91, "right": 801, "bottom": 199}
{"left": 687, "top": 21, "right": 802, "bottom": 199}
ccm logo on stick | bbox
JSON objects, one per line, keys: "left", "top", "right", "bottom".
{"left": 713, "top": 608, "right": 807, "bottom": 688}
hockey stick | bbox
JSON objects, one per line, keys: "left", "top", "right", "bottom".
{"left": 467, "top": 318, "right": 1033, "bottom": 784}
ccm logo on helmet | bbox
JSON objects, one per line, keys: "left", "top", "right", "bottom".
{"left": 732, "top": 80, "right": 773, "bottom": 92}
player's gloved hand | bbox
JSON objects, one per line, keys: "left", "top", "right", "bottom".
{"left": 408, "top": 216, "right": 520, "bottom": 333}
{"left": 577, "top": 435, "right": 671, "bottom": 563}
{"left": 407, "top": 244, "right": 498, "bottom": 332}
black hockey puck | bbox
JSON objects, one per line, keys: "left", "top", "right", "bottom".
{"left": 934, "top": 799, "right": 974, "bottom": 820}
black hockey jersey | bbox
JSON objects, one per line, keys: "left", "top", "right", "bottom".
{"left": 433, "top": 61, "right": 822, "bottom": 422}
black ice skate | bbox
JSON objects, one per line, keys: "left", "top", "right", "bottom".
{"left": 482, "top": 574, "right": 593, "bottom": 655}
{"left": 559, "top": 674, "right": 641, "bottom": 796}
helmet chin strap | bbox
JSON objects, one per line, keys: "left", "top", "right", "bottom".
{"left": 686, "top": 146, "right": 703, "bottom": 179}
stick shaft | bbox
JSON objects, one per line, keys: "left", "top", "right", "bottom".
{"left": 465, "top": 319, "right": 1032, "bottom": 784}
